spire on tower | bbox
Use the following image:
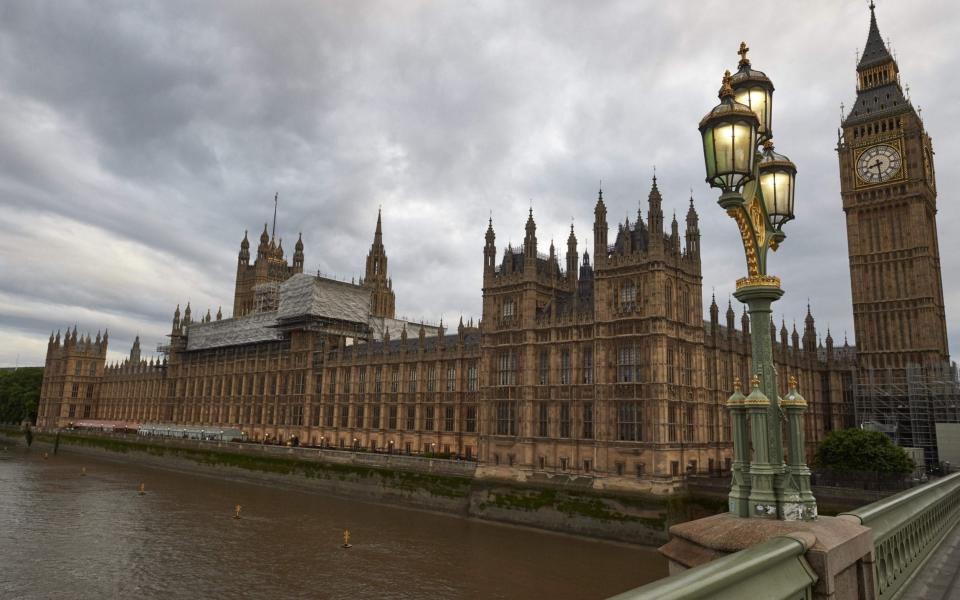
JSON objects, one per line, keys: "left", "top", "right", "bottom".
{"left": 271, "top": 192, "right": 278, "bottom": 241}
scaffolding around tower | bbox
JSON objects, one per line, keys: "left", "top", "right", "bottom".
{"left": 854, "top": 361, "right": 960, "bottom": 468}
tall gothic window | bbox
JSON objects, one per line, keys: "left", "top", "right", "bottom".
{"left": 467, "top": 364, "right": 478, "bottom": 391}
{"left": 497, "top": 351, "right": 518, "bottom": 386}
{"left": 582, "top": 403, "right": 594, "bottom": 439}
{"left": 538, "top": 349, "right": 549, "bottom": 385}
{"left": 465, "top": 406, "right": 477, "bottom": 433}
{"left": 560, "top": 349, "right": 571, "bottom": 385}
{"left": 617, "top": 401, "right": 643, "bottom": 441}
{"left": 559, "top": 402, "right": 571, "bottom": 438}
{"left": 496, "top": 401, "right": 517, "bottom": 436}
{"left": 391, "top": 368, "right": 400, "bottom": 393}
{"left": 444, "top": 406, "right": 455, "bottom": 431}
{"left": 619, "top": 281, "right": 637, "bottom": 308}
{"left": 446, "top": 365, "right": 456, "bottom": 392}
{"left": 582, "top": 347, "right": 594, "bottom": 384}
{"left": 407, "top": 368, "right": 417, "bottom": 394}
{"left": 537, "top": 403, "right": 548, "bottom": 437}
{"left": 617, "top": 345, "right": 639, "bottom": 383}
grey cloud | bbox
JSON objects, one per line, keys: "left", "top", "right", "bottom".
{"left": 0, "top": 0, "right": 958, "bottom": 366}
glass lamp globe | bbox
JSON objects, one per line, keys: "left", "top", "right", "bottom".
{"left": 699, "top": 70, "right": 760, "bottom": 195}
{"left": 758, "top": 141, "right": 796, "bottom": 230}
{"left": 730, "top": 46, "right": 775, "bottom": 142}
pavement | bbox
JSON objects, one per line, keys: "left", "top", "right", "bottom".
{"left": 897, "top": 519, "right": 960, "bottom": 600}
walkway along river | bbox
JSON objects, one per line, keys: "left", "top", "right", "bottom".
{"left": 0, "top": 443, "right": 667, "bottom": 599}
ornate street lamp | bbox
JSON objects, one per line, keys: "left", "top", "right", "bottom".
{"left": 699, "top": 42, "right": 816, "bottom": 522}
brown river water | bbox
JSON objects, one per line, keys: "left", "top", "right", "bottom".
{"left": 0, "top": 445, "right": 667, "bottom": 599}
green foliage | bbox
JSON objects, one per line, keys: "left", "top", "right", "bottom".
{"left": 0, "top": 367, "right": 43, "bottom": 424}
{"left": 813, "top": 428, "right": 915, "bottom": 475}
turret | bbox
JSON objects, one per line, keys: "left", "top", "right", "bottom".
{"left": 741, "top": 306, "right": 750, "bottom": 340}
{"left": 709, "top": 294, "right": 719, "bottom": 337}
{"left": 523, "top": 208, "right": 537, "bottom": 262}
{"left": 130, "top": 335, "right": 141, "bottom": 363}
{"left": 258, "top": 224, "right": 269, "bottom": 259}
{"left": 648, "top": 176, "right": 664, "bottom": 242}
{"left": 593, "top": 188, "right": 607, "bottom": 267}
{"left": 364, "top": 209, "right": 396, "bottom": 318}
{"left": 780, "top": 319, "right": 789, "bottom": 349}
{"left": 670, "top": 212, "right": 680, "bottom": 254}
{"left": 566, "top": 224, "right": 578, "bottom": 285}
{"left": 293, "top": 233, "right": 304, "bottom": 272}
{"left": 578, "top": 250, "right": 594, "bottom": 304}
{"left": 239, "top": 230, "right": 250, "bottom": 265}
{"left": 803, "top": 303, "right": 817, "bottom": 354}
{"left": 792, "top": 323, "right": 800, "bottom": 351}
{"left": 216, "top": 306, "right": 222, "bottom": 321}
{"left": 726, "top": 298, "right": 736, "bottom": 333}
{"left": 484, "top": 217, "right": 497, "bottom": 277}
{"left": 172, "top": 304, "right": 181, "bottom": 334}
{"left": 685, "top": 195, "right": 700, "bottom": 258}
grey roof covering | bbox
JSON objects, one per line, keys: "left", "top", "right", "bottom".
{"left": 186, "top": 312, "right": 281, "bottom": 351}
{"left": 336, "top": 329, "right": 481, "bottom": 359}
{"left": 277, "top": 273, "right": 370, "bottom": 323}
{"left": 369, "top": 316, "right": 440, "bottom": 341}
{"left": 858, "top": 7, "right": 893, "bottom": 70}
{"left": 843, "top": 82, "right": 909, "bottom": 126}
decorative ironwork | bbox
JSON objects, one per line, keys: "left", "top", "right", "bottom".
{"left": 736, "top": 275, "right": 781, "bottom": 290}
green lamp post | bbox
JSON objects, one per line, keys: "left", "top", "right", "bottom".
{"left": 698, "top": 42, "right": 817, "bottom": 521}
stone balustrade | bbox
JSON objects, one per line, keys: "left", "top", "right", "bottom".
{"left": 610, "top": 472, "right": 960, "bottom": 600}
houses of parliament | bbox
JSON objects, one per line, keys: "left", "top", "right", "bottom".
{"left": 36, "top": 6, "right": 956, "bottom": 488}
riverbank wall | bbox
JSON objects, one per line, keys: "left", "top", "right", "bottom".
{"left": 0, "top": 427, "right": 724, "bottom": 546}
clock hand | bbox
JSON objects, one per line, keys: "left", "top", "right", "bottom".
{"left": 872, "top": 158, "right": 883, "bottom": 179}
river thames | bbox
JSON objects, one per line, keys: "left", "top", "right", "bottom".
{"left": 0, "top": 445, "right": 667, "bottom": 599}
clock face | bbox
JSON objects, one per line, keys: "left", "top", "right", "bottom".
{"left": 856, "top": 144, "right": 902, "bottom": 184}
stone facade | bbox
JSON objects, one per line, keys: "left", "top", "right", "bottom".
{"left": 37, "top": 183, "right": 855, "bottom": 492}
{"left": 476, "top": 182, "right": 853, "bottom": 491}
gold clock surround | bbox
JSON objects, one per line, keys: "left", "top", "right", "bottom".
{"left": 853, "top": 138, "right": 906, "bottom": 188}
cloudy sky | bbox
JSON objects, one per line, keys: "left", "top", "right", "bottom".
{"left": 1, "top": 0, "right": 958, "bottom": 367}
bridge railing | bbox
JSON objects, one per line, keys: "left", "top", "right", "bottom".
{"left": 607, "top": 533, "right": 818, "bottom": 600}
{"left": 839, "top": 471, "right": 960, "bottom": 599}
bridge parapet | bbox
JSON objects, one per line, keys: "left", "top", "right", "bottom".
{"left": 608, "top": 533, "right": 818, "bottom": 600}
{"left": 609, "top": 472, "right": 960, "bottom": 599}
{"left": 839, "top": 471, "right": 960, "bottom": 599}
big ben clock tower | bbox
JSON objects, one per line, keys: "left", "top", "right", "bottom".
{"left": 838, "top": 2, "right": 949, "bottom": 372}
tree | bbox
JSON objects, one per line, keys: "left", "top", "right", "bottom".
{"left": 813, "top": 428, "right": 914, "bottom": 475}
{"left": 0, "top": 367, "right": 44, "bottom": 424}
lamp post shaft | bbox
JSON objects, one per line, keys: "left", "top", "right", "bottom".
{"left": 736, "top": 285, "right": 786, "bottom": 518}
